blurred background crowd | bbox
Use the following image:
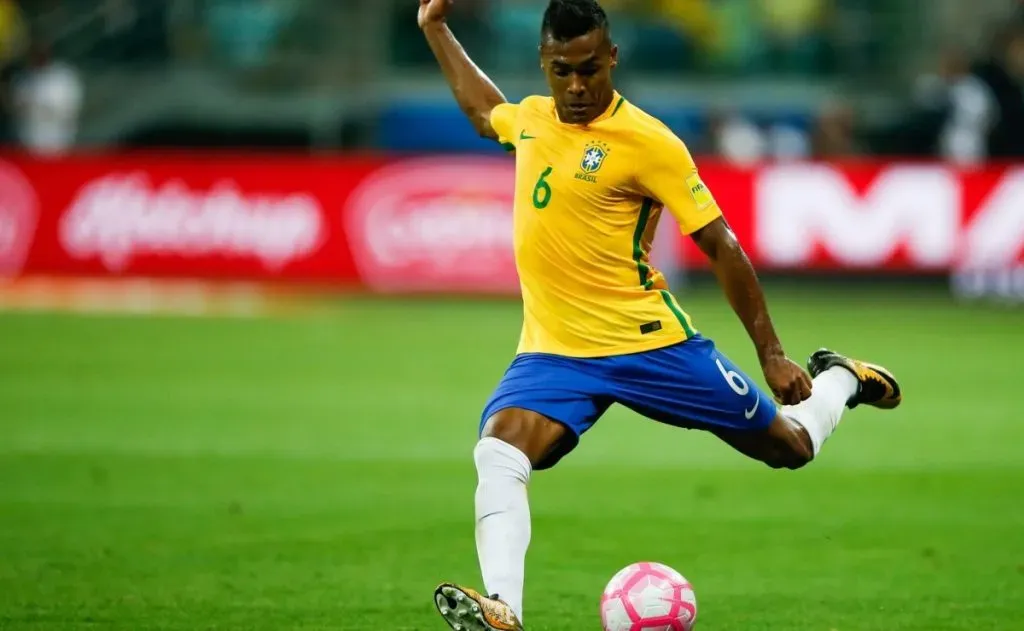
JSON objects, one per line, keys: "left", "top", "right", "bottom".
{"left": 0, "top": 0, "right": 1021, "bottom": 164}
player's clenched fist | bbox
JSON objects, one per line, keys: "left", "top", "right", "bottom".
{"left": 763, "top": 355, "right": 813, "bottom": 405}
{"left": 418, "top": 0, "right": 452, "bottom": 28}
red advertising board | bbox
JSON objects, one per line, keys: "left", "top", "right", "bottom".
{"left": 0, "top": 153, "right": 376, "bottom": 284}
{"left": 686, "top": 162, "right": 1024, "bottom": 272}
{"left": 343, "top": 156, "right": 519, "bottom": 293}
{"left": 0, "top": 152, "right": 1020, "bottom": 293}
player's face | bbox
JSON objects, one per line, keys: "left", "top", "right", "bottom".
{"left": 540, "top": 29, "right": 618, "bottom": 125}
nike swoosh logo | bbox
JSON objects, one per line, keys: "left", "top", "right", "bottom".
{"left": 744, "top": 396, "right": 760, "bottom": 420}
{"left": 520, "top": 131, "right": 536, "bottom": 140}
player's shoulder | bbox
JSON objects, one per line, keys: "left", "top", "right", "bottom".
{"left": 616, "top": 98, "right": 688, "bottom": 147}
{"left": 515, "top": 94, "right": 554, "bottom": 115}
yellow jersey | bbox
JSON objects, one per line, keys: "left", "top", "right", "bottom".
{"left": 490, "top": 92, "right": 723, "bottom": 358}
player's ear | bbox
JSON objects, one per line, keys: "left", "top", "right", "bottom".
{"left": 609, "top": 44, "right": 619, "bottom": 69}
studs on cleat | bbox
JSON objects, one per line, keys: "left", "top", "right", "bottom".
{"left": 436, "top": 583, "right": 518, "bottom": 631}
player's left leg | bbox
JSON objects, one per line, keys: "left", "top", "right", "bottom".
{"left": 739, "top": 347, "right": 904, "bottom": 468}
{"left": 709, "top": 354, "right": 863, "bottom": 469}
{"left": 606, "top": 336, "right": 901, "bottom": 469}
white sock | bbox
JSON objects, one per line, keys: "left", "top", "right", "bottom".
{"left": 784, "top": 367, "right": 859, "bottom": 456}
{"left": 474, "top": 437, "right": 532, "bottom": 622}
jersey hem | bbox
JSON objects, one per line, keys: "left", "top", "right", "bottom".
{"left": 515, "top": 330, "right": 693, "bottom": 359}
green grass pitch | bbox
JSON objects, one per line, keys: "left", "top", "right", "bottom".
{"left": 0, "top": 285, "right": 1022, "bottom": 630}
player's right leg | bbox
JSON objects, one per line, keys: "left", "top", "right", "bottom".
{"left": 434, "top": 353, "right": 611, "bottom": 631}
{"left": 434, "top": 408, "right": 563, "bottom": 631}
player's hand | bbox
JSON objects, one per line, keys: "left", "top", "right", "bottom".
{"left": 762, "top": 355, "right": 813, "bottom": 406}
{"left": 418, "top": 0, "right": 452, "bottom": 29}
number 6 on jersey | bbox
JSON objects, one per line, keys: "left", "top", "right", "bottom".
{"left": 532, "top": 166, "right": 553, "bottom": 209}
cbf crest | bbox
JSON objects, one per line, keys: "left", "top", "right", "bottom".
{"left": 576, "top": 141, "right": 610, "bottom": 183}
{"left": 580, "top": 141, "right": 610, "bottom": 174}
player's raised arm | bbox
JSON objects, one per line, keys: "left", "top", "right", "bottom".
{"left": 418, "top": 0, "right": 508, "bottom": 141}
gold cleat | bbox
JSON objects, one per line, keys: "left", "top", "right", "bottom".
{"left": 807, "top": 349, "right": 902, "bottom": 410}
{"left": 433, "top": 583, "right": 523, "bottom": 631}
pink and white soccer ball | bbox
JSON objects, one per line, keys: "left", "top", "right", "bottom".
{"left": 600, "top": 562, "right": 697, "bottom": 631}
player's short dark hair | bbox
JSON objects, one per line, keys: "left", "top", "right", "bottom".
{"left": 541, "top": 0, "right": 609, "bottom": 43}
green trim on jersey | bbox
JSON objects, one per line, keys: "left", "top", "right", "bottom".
{"left": 500, "top": 142, "right": 516, "bottom": 153}
{"left": 632, "top": 198, "right": 655, "bottom": 289}
{"left": 611, "top": 96, "right": 626, "bottom": 117}
{"left": 634, "top": 199, "right": 695, "bottom": 336}
{"left": 659, "top": 290, "right": 696, "bottom": 337}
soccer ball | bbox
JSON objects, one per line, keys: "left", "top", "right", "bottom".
{"left": 600, "top": 562, "right": 697, "bottom": 631}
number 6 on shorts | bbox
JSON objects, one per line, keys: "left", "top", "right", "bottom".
{"left": 716, "top": 357, "right": 750, "bottom": 396}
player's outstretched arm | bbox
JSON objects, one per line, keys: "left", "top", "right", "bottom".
{"left": 418, "top": 0, "right": 507, "bottom": 141}
{"left": 631, "top": 126, "right": 810, "bottom": 404}
{"left": 691, "top": 218, "right": 813, "bottom": 405}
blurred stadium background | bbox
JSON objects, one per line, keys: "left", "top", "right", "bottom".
{"left": 0, "top": 1, "right": 1022, "bottom": 630}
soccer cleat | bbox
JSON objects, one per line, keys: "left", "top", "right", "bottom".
{"left": 434, "top": 583, "right": 523, "bottom": 631}
{"left": 807, "top": 349, "right": 902, "bottom": 410}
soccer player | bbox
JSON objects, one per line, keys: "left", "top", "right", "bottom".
{"left": 417, "top": 1, "right": 902, "bottom": 629}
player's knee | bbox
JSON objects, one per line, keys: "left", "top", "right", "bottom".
{"left": 763, "top": 452, "right": 810, "bottom": 470}
{"left": 785, "top": 450, "right": 813, "bottom": 470}
{"left": 480, "top": 408, "right": 569, "bottom": 469}
{"left": 778, "top": 440, "right": 813, "bottom": 470}
{"left": 764, "top": 418, "right": 815, "bottom": 470}
{"left": 762, "top": 436, "right": 813, "bottom": 471}
{"left": 481, "top": 410, "right": 531, "bottom": 448}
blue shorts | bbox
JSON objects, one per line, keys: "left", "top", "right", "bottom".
{"left": 480, "top": 335, "right": 779, "bottom": 469}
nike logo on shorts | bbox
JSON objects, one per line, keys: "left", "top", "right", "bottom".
{"left": 744, "top": 395, "right": 760, "bottom": 420}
